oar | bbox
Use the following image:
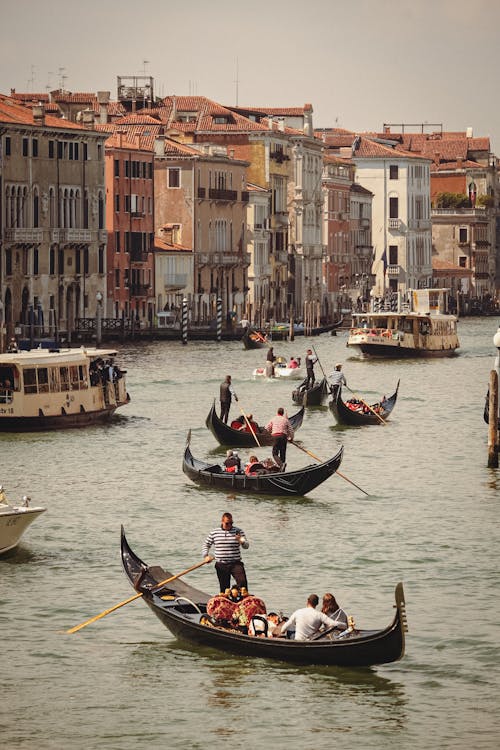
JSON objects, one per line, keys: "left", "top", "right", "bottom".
{"left": 239, "top": 406, "right": 261, "bottom": 447}
{"left": 312, "top": 345, "right": 328, "bottom": 380}
{"left": 345, "top": 385, "right": 387, "bottom": 426}
{"left": 65, "top": 558, "right": 211, "bottom": 634}
{"left": 290, "top": 440, "right": 370, "bottom": 496}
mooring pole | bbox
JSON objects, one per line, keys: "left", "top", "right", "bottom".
{"left": 216, "top": 297, "right": 222, "bottom": 342}
{"left": 488, "top": 370, "right": 499, "bottom": 468}
{"left": 182, "top": 297, "right": 188, "bottom": 346}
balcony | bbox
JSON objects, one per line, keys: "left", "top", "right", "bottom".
{"left": 196, "top": 252, "right": 250, "bottom": 267}
{"left": 130, "top": 211, "right": 145, "bottom": 218}
{"left": 208, "top": 188, "right": 238, "bottom": 201}
{"left": 164, "top": 273, "right": 188, "bottom": 289}
{"left": 130, "top": 251, "right": 150, "bottom": 264}
{"left": 360, "top": 218, "right": 370, "bottom": 228}
{"left": 388, "top": 218, "right": 402, "bottom": 231}
{"left": 270, "top": 212, "right": 289, "bottom": 228}
{"left": 129, "top": 283, "right": 151, "bottom": 298}
{"left": 51, "top": 229, "right": 93, "bottom": 243}
{"left": 4, "top": 228, "right": 44, "bottom": 243}
{"left": 387, "top": 264, "right": 403, "bottom": 277}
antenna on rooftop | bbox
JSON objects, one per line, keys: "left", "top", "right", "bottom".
{"left": 58, "top": 67, "right": 67, "bottom": 91}
{"left": 27, "top": 64, "right": 36, "bottom": 92}
{"left": 46, "top": 71, "right": 54, "bottom": 92}
{"left": 234, "top": 57, "right": 239, "bottom": 106}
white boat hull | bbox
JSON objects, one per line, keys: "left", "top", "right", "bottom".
{"left": 0, "top": 505, "right": 46, "bottom": 554}
{"left": 253, "top": 366, "right": 304, "bottom": 380}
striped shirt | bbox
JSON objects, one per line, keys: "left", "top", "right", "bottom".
{"left": 265, "top": 414, "right": 294, "bottom": 439}
{"left": 202, "top": 525, "right": 249, "bottom": 562}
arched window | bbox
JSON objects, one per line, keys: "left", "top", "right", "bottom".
{"left": 83, "top": 189, "right": 89, "bottom": 228}
{"left": 22, "top": 187, "right": 28, "bottom": 227}
{"left": 34, "top": 247, "right": 39, "bottom": 275}
{"left": 98, "top": 191, "right": 104, "bottom": 229}
{"left": 49, "top": 187, "right": 56, "bottom": 227}
{"left": 49, "top": 246, "right": 55, "bottom": 275}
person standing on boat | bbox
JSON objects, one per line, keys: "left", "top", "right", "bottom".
{"left": 329, "top": 363, "right": 347, "bottom": 399}
{"left": 304, "top": 349, "right": 317, "bottom": 388}
{"left": 266, "top": 346, "right": 276, "bottom": 377}
{"left": 265, "top": 407, "right": 294, "bottom": 469}
{"left": 279, "top": 594, "right": 343, "bottom": 640}
{"left": 202, "top": 512, "right": 249, "bottom": 592}
{"left": 220, "top": 375, "right": 238, "bottom": 424}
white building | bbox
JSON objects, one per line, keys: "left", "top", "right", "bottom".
{"left": 351, "top": 136, "right": 433, "bottom": 295}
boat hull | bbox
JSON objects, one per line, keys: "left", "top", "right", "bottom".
{"left": 121, "top": 529, "right": 407, "bottom": 668}
{"left": 329, "top": 382, "right": 400, "bottom": 425}
{"left": 0, "top": 404, "right": 125, "bottom": 432}
{"left": 0, "top": 506, "right": 46, "bottom": 553}
{"left": 205, "top": 403, "right": 304, "bottom": 447}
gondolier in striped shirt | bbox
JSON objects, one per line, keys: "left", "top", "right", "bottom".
{"left": 203, "top": 512, "right": 249, "bottom": 592}
{"left": 265, "top": 407, "right": 294, "bottom": 470}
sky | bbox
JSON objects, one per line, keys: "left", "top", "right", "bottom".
{"left": 2, "top": 0, "right": 500, "bottom": 152}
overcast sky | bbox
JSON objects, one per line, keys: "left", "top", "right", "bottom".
{"left": 2, "top": 0, "right": 500, "bottom": 152}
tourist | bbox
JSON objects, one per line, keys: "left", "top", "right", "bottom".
{"left": 321, "top": 592, "right": 348, "bottom": 630}
{"left": 202, "top": 512, "right": 249, "bottom": 592}
{"left": 288, "top": 356, "right": 300, "bottom": 369}
{"left": 244, "top": 455, "right": 265, "bottom": 475}
{"left": 279, "top": 594, "right": 344, "bottom": 640}
{"left": 223, "top": 450, "right": 241, "bottom": 474}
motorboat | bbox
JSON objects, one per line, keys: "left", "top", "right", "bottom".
{"left": 0, "top": 486, "right": 46, "bottom": 554}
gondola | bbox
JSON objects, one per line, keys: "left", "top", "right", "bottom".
{"left": 183, "top": 434, "right": 344, "bottom": 496}
{"left": 121, "top": 528, "right": 408, "bottom": 667}
{"left": 206, "top": 401, "right": 305, "bottom": 447}
{"left": 292, "top": 377, "right": 329, "bottom": 406}
{"left": 330, "top": 381, "right": 400, "bottom": 426}
{"left": 242, "top": 328, "right": 268, "bottom": 350}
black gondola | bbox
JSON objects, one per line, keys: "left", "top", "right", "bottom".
{"left": 330, "top": 381, "right": 400, "bottom": 426}
{"left": 242, "top": 329, "right": 268, "bottom": 350}
{"left": 183, "top": 435, "right": 344, "bottom": 496}
{"left": 121, "top": 528, "right": 408, "bottom": 667}
{"left": 206, "top": 401, "right": 304, "bottom": 447}
{"left": 292, "top": 377, "right": 329, "bottom": 406}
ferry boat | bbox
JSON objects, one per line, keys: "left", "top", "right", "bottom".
{"left": 347, "top": 289, "right": 460, "bottom": 358}
{"left": 0, "top": 347, "right": 130, "bottom": 431}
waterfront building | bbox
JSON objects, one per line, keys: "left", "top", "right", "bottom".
{"left": 0, "top": 95, "right": 107, "bottom": 345}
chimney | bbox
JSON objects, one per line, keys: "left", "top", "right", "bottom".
{"left": 154, "top": 136, "right": 166, "bottom": 156}
{"left": 170, "top": 95, "right": 177, "bottom": 124}
{"left": 97, "top": 90, "right": 110, "bottom": 125}
{"left": 268, "top": 116, "right": 274, "bottom": 130}
{"left": 434, "top": 151, "right": 440, "bottom": 165}
{"left": 303, "top": 103, "right": 313, "bottom": 136}
{"left": 32, "top": 103, "right": 45, "bottom": 126}
{"left": 81, "top": 109, "right": 95, "bottom": 129}
{"left": 466, "top": 126, "right": 473, "bottom": 138}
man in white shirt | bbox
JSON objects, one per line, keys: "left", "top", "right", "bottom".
{"left": 329, "top": 363, "right": 347, "bottom": 399}
{"left": 280, "top": 594, "right": 343, "bottom": 640}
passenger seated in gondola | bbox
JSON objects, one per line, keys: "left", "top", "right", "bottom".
{"left": 224, "top": 450, "right": 241, "bottom": 473}
{"left": 244, "top": 455, "right": 266, "bottom": 475}
{"left": 230, "top": 415, "right": 246, "bottom": 430}
{"left": 288, "top": 356, "right": 300, "bottom": 369}
{"left": 241, "top": 414, "right": 260, "bottom": 434}
{"left": 249, "top": 612, "right": 282, "bottom": 638}
{"left": 346, "top": 398, "right": 362, "bottom": 411}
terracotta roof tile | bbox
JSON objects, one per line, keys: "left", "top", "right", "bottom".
{"left": 154, "top": 237, "right": 192, "bottom": 253}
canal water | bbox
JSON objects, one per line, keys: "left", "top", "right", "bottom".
{"left": 2, "top": 317, "right": 499, "bottom": 750}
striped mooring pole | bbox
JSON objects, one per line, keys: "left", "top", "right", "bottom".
{"left": 182, "top": 298, "right": 188, "bottom": 345}
{"left": 216, "top": 297, "right": 222, "bottom": 342}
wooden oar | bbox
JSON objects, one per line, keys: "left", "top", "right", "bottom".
{"left": 290, "top": 440, "right": 370, "bottom": 496}
{"left": 311, "top": 345, "right": 327, "bottom": 380}
{"left": 345, "top": 385, "right": 387, "bottom": 425}
{"left": 239, "top": 406, "right": 261, "bottom": 447}
{"left": 65, "top": 559, "right": 211, "bottom": 634}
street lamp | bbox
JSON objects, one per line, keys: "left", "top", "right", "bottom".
{"left": 96, "top": 292, "right": 103, "bottom": 346}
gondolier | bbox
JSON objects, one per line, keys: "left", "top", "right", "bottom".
{"left": 202, "top": 512, "right": 249, "bottom": 592}
{"left": 219, "top": 375, "right": 238, "bottom": 424}
{"left": 305, "top": 349, "right": 317, "bottom": 388}
{"left": 329, "top": 363, "right": 347, "bottom": 398}
{"left": 265, "top": 407, "right": 294, "bottom": 469}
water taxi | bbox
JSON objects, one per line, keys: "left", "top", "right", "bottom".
{"left": 347, "top": 289, "right": 460, "bottom": 357}
{"left": 0, "top": 347, "right": 130, "bottom": 431}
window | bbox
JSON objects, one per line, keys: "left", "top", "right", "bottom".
{"left": 4, "top": 136, "right": 11, "bottom": 156}
{"left": 115, "top": 231, "right": 121, "bottom": 252}
{"left": 33, "top": 248, "right": 39, "bottom": 275}
{"left": 6, "top": 248, "right": 12, "bottom": 275}
{"left": 48, "top": 140, "right": 54, "bottom": 158}
{"left": 97, "top": 144, "right": 103, "bottom": 160}
{"left": 115, "top": 194, "right": 120, "bottom": 212}
{"left": 83, "top": 247, "right": 89, "bottom": 274}
{"left": 115, "top": 269, "right": 120, "bottom": 288}
{"left": 22, "top": 138, "right": 29, "bottom": 157}
{"left": 459, "top": 227, "right": 468, "bottom": 244}
{"left": 459, "top": 256, "right": 467, "bottom": 267}
{"left": 58, "top": 249, "right": 64, "bottom": 274}
{"left": 114, "top": 159, "right": 120, "bottom": 177}
{"left": 389, "top": 245, "right": 398, "bottom": 265}
{"left": 32, "top": 139, "right": 38, "bottom": 157}
{"left": 389, "top": 197, "right": 399, "bottom": 218}
{"left": 76, "top": 249, "right": 81, "bottom": 274}
{"left": 389, "top": 165, "right": 399, "bottom": 180}
{"left": 168, "top": 168, "right": 180, "bottom": 188}
{"left": 98, "top": 246, "right": 104, "bottom": 274}
{"left": 50, "top": 247, "right": 55, "bottom": 274}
